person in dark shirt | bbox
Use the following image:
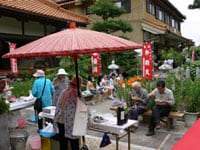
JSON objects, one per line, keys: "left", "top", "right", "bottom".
{"left": 129, "top": 81, "right": 148, "bottom": 120}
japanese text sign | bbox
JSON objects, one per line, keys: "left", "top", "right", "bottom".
{"left": 142, "top": 42, "right": 153, "bottom": 80}
{"left": 9, "top": 43, "right": 18, "bottom": 75}
{"left": 91, "top": 53, "right": 101, "bottom": 75}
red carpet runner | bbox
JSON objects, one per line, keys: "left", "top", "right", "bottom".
{"left": 172, "top": 119, "right": 200, "bottom": 150}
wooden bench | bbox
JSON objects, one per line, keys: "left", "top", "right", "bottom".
{"left": 143, "top": 110, "right": 184, "bottom": 129}
{"left": 110, "top": 106, "right": 184, "bottom": 130}
{"left": 83, "top": 93, "right": 104, "bottom": 105}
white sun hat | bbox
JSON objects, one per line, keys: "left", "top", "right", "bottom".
{"left": 57, "top": 68, "right": 68, "bottom": 76}
{"left": 33, "top": 69, "right": 45, "bottom": 77}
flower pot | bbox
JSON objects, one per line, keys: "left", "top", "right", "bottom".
{"left": 184, "top": 111, "right": 199, "bottom": 127}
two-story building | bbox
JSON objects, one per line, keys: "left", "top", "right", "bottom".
{"left": 54, "top": 0, "right": 194, "bottom": 61}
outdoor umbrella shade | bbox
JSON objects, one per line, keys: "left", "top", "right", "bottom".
{"left": 2, "top": 22, "right": 142, "bottom": 96}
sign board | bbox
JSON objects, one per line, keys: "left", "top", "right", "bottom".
{"left": 142, "top": 42, "right": 153, "bottom": 80}
{"left": 91, "top": 53, "right": 101, "bottom": 75}
{"left": 9, "top": 43, "right": 18, "bottom": 75}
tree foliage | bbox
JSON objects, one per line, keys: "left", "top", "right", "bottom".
{"left": 58, "top": 55, "right": 91, "bottom": 79}
{"left": 89, "top": 0, "right": 126, "bottom": 20}
{"left": 91, "top": 20, "right": 132, "bottom": 34}
{"left": 188, "top": 0, "right": 200, "bottom": 9}
{"left": 160, "top": 48, "right": 183, "bottom": 67}
{"left": 89, "top": 0, "right": 138, "bottom": 77}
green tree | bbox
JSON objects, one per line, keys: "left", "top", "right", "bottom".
{"left": 188, "top": 0, "right": 200, "bottom": 9}
{"left": 58, "top": 55, "right": 91, "bottom": 80}
{"left": 160, "top": 48, "right": 183, "bottom": 67}
{"left": 189, "top": 46, "right": 200, "bottom": 61}
{"left": 89, "top": 0, "right": 138, "bottom": 77}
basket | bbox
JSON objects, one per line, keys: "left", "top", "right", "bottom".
{"left": 39, "top": 129, "right": 55, "bottom": 138}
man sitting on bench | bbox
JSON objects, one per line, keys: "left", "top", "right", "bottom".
{"left": 146, "top": 80, "right": 175, "bottom": 136}
{"left": 129, "top": 81, "right": 148, "bottom": 120}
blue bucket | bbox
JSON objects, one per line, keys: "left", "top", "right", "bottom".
{"left": 30, "top": 114, "right": 37, "bottom": 122}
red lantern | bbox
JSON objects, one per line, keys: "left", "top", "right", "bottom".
{"left": 91, "top": 53, "right": 101, "bottom": 75}
{"left": 9, "top": 43, "right": 18, "bottom": 75}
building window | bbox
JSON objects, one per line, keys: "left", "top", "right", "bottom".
{"left": 164, "top": 12, "right": 170, "bottom": 25}
{"left": 146, "top": 0, "right": 155, "bottom": 15}
{"left": 159, "top": 9, "right": 164, "bottom": 21}
{"left": 122, "top": 0, "right": 131, "bottom": 13}
{"left": 169, "top": 16, "right": 172, "bottom": 26}
{"left": 172, "top": 18, "right": 175, "bottom": 28}
{"left": 115, "top": 1, "right": 122, "bottom": 7}
{"left": 143, "top": 31, "right": 155, "bottom": 42}
{"left": 155, "top": 6, "right": 164, "bottom": 21}
{"left": 115, "top": 0, "right": 131, "bottom": 13}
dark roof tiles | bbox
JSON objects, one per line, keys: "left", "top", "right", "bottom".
{"left": 0, "top": 0, "right": 89, "bottom": 23}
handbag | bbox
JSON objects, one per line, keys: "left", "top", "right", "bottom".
{"left": 72, "top": 97, "right": 88, "bottom": 136}
{"left": 99, "top": 132, "right": 111, "bottom": 148}
{"left": 34, "top": 98, "right": 42, "bottom": 112}
{"left": 34, "top": 79, "right": 46, "bottom": 112}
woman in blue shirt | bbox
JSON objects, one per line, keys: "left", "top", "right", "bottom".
{"left": 32, "top": 69, "right": 55, "bottom": 130}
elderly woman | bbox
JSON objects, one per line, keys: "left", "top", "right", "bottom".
{"left": 54, "top": 76, "right": 83, "bottom": 150}
{"left": 52, "top": 68, "right": 69, "bottom": 106}
{"left": 129, "top": 81, "right": 148, "bottom": 120}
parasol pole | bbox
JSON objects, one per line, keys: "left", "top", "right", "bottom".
{"left": 73, "top": 54, "right": 81, "bottom": 97}
{"left": 70, "top": 22, "right": 81, "bottom": 97}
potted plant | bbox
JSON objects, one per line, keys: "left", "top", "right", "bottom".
{"left": 182, "top": 78, "right": 200, "bottom": 127}
{"left": 0, "top": 96, "right": 10, "bottom": 114}
{"left": 0, "top": 96, "right": 10, "bottom": 150}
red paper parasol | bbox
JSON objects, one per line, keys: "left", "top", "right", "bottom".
{"left": 2, "top": 22, "right": 142, "bottom": 95}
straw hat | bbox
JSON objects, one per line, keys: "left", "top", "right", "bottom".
{"left": 57, "top": 68, "right": 68, "bottom": 76}
{"left": 33, "top": 70, "right": 45, "bottom": 77}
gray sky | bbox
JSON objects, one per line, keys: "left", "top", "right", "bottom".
{"left": 168, "top": 0, "right": 200, "bottom": 46}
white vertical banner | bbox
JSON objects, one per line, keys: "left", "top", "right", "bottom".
{"left": 9, "top": 43, "right": 18, "bottom": 75}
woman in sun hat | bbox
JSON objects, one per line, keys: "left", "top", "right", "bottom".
{"left": 32, "top": 69, "right": 55, "bottom": 130}
{"left": 52, "top": 68, "right": 69, "bottom": 106}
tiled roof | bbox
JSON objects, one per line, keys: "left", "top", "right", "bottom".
{"left": 0, "top": 0, "right": 89, "bottom": 23}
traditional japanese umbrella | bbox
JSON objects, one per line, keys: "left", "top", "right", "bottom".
{"left": 2, "top": 22, "right": 142, "bottom": 96}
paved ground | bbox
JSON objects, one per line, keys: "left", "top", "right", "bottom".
{"left": 9, "top": 99, "right": 189, "bottom": 150}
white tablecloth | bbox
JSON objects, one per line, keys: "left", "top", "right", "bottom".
{"left": 39, "top": 110, "right": 138, "bottom": 135}
{"left": 9, "top": 97, "right": 36, "bottom": 111}
{"left": 88, "top": 114, "right": 138, "bottom": 135}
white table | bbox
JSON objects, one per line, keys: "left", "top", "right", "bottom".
{"left": 39, "top": 109, "right": 138, "bottom": 150}
{"left": 88, "top": 115, "right": 138, "bottom": 150}
{"left": 7, "top": 96, "right": 36, "bottom": 128}
{"left": 9, "top": 97, "right": 36, "bottom": 111}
